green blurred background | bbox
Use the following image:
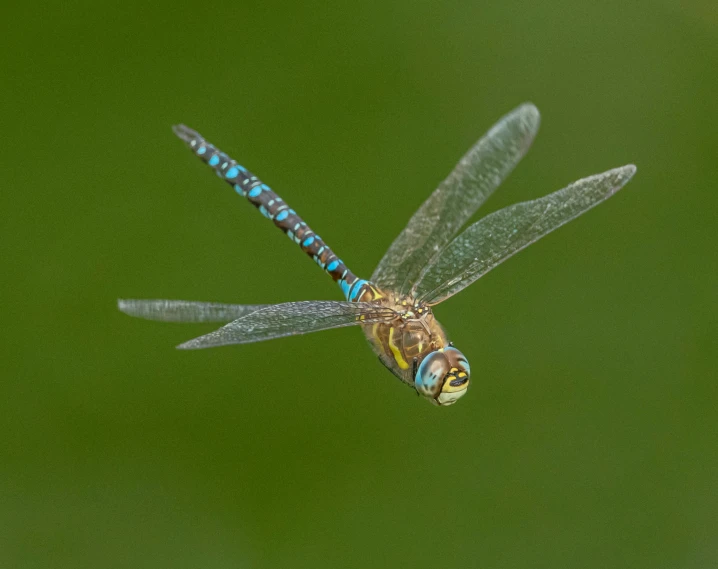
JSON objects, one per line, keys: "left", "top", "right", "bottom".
{"left": 2, "top": 0, "right": 716, "bottom": 567}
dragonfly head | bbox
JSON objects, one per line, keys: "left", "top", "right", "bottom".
{"left": 414, "top": 346, "right": 470, "bottom": 406}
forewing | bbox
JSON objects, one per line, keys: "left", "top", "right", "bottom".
{"left": 415, "top": 165, "right": 637, "bottom": 305}
{"left": 176, "top": 301, "right": 397, "bottom": 349}
{"left": 118, "top": 299, "right": 270, "bottom": 323}
{"left": 371, "top": 103, "right": 541, "bottom": 295}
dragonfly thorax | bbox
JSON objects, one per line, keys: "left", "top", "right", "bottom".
{"left": 362, "top": 293, "right": 470, "bottom": 406}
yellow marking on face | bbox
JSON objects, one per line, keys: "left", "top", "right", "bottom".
{"left": 388, "top": 327, "right": 410, "bottom": 370}
{"left": 458, "top": 371, "right": 467, "bottom": 378}
{"left": 442, "top": 375, "right": 469, "bottom": 393}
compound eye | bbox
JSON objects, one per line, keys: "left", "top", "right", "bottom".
{"left": 443, "top": 346, "right": 471, "bottom": 378}
{"left": 414, "top": 351, "right": 450, "bottom": 398}
{"left": 438, "top": 347, "right": 471, "bottom": 406}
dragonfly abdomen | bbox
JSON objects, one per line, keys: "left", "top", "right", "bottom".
{"left": 173, "top": 125, "right": 367, "bottom": 301}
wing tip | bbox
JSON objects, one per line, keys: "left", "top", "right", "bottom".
{"left": 507, "top": 103, "right": 541, "bottom": 147}
{"left": 611, "top": 164, "right": 638, "bottom": 192}
{"left": 515, "top": 102, "right": 541, "bottom": 126}
{"left": 517, "top": 101, "right": 539, "bottom": 115}
{"left": 117, "top": 298, "right": 157, "bottom": 320}
{"left": 117, "top": 298, "right": 133, "bottom": 315}
{"left": 574, "top": 164, "right": 637, "bottom": 199}
{"left": 623, "top": 163, "right": 638, "bottom": 176}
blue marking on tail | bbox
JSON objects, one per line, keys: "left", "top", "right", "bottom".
{"left": 348, "top": 279, "right": 369, "bottom": 302}
{"left": 174, "top": 125, "right": 365, "bottom": 295}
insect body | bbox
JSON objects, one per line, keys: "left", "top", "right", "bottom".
{"left": 119, "top": 104, "right": 636, "bottom": 406}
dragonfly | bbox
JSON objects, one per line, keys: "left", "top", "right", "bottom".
{"left": 119, "top": 103, "right": 636, "bottom": 406}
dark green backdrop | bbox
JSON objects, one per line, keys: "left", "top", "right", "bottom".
{"left": 2, "top": 1, "right": 716, "bottom": 567}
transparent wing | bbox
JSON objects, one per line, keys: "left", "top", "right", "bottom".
{"left": 371, "top": 103, "right": 541, "bottom": 296}
{"left": 415, "top": 165, "right": 637, "bottom": 305}
{"left": 175, "top": 301, "right": 397, "bottom": 349}
{"left": 118, "top": 299, "right": 270, "bottom": 323}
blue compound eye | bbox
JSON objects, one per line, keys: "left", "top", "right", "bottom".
{"left": 443, "top": 346, "right": 471, "bottom": 380}
{"left": 415, "top": 347, "right": 471, "bottom": 406}
{"left": 415, "top": 351, "right": 450, "bottom": 398}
